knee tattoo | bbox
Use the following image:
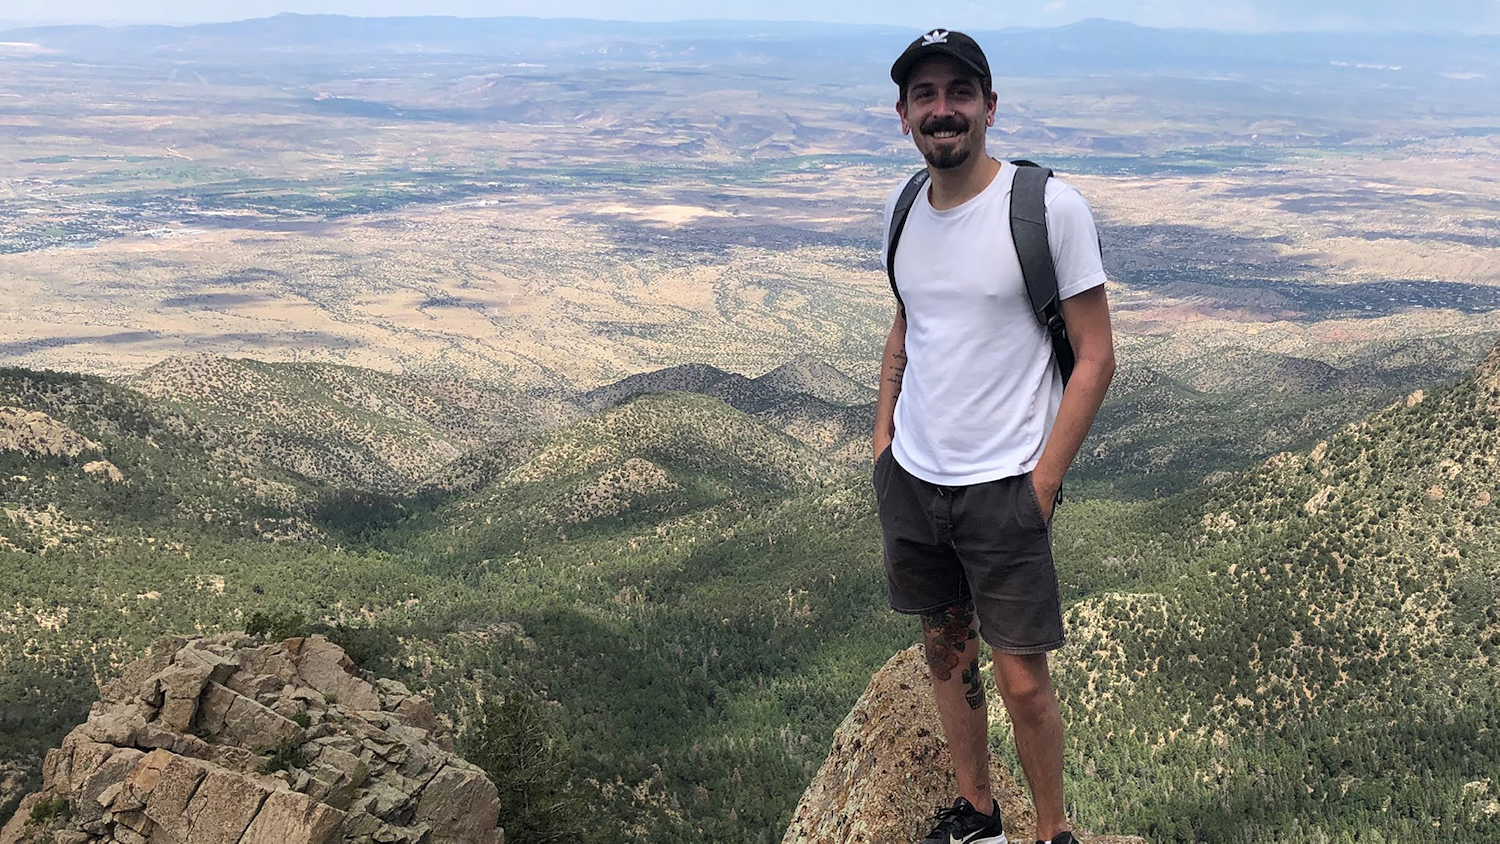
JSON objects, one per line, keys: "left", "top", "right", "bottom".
{"left": 921, "top": 602, "right": 979, "bottom": 683}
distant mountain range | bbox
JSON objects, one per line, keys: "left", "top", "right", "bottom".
{"left": 102, "top": 354, "right": 874, "bottom": 496}
{"left": 2, "top": 14, "right": 1495, "bottom": 84}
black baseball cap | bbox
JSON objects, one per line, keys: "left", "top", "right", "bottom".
{"left": 890, "top": 28, "right": 991, "bottom": 88}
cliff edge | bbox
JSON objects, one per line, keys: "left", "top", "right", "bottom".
{"left": 783, "top": 646, "right": 1147, "bottom": 844}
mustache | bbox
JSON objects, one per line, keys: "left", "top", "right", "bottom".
{"left": 919, "top": 117, "right": 969, "bottom": 135}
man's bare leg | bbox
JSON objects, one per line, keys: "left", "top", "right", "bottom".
{"left": 993, "top": 652, "right": 1070, "bottom": 841}
{"left": 921, "top": 602, "right": 994, "bottom": 814}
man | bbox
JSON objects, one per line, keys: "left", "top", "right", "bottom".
{"left": 872, "top": 28, "right": 1116, "bottom": 844}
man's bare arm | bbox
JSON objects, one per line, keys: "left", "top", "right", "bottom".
{"left": 1031, "top": 286, "right": 1115, "bottom": 516}
{"left": 873, "top": 307, "right": 908, "bottom": 461}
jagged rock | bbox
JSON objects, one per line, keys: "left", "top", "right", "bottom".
{"left": 71, "top": 746, "right": 144, "bottom": 827}
{"left": 284, "top": 638, "right": 383, "bottom": 713}
{"left": 304, "top": 745, "right": 369, "bottom": 809}
{"left": 412, "top": 764, "right": 502, "bottom": 843}
{"left": 782, "top": 646, "right": 1148, "bottom": 844}
{"left": 0, "top": 635, "right": 502, "bottom": 844}
{"left": 168, "top": 766, "right": 271, "bottom": 843}
{"left": 240, "top": 790, "right": 343, "bottom": 844}
{"left": 196, "top": 683, "right": 302, "bottom": 750}
{"left": 147, "top": 644, "right": 234, "bottom": 733}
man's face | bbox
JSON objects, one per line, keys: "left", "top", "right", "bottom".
{"left": 896, "top": 56, "right": 997, "bottom": 171}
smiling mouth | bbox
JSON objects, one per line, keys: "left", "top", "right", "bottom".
{"left": 927, "top": 129, "right": 963, "bottom": 139}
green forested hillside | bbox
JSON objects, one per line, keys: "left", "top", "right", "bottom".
{"left": 1047, "top": 344, "right": 1500, "bottom": 842}
{"left": 1069, "top": 340, "right": 1497, "bottom": 497}
{"left": 0, "top": 377, "right": 910, "bottom": 841}
{"left": 2, "top": 348, "right": 1498, "bottom": 841}
{"left": 0, "top": 366, "right": 320, "bottom": 545}
{"left": 362, "top": 392, "right": 899, "bottom": 839}
{"left": 574, "top": 336, "right": 1500, "bottom": 498}
{"left": 0, "top": 367, "right": 419, "bottom": 819}
{"left": 125, "top": 355, "right": 578, "bottom": 492}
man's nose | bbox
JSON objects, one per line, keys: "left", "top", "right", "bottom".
{"left": 929, "top": 91, "right": 960, "bottom": 117}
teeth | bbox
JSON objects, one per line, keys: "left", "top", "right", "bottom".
{"left": 931, "top": 130, "right": 960, "bottom": 138}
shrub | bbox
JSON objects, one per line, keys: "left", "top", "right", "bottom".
{"left": 28, "top": 794, "right": 70, "bottom": 824}
{"left": 321, "top": 623, "right": 400, "bottom": 676}
{"left": 257, "top": 732, "right": 312, "bottom": 774}
{"left": 459, "top": 694, "right": 579, "bottom": 842}
{"left": 245, "top": 609, "right": 311, "bottom": 641}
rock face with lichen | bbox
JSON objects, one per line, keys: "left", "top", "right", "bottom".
{"left": 0, "top": 635, "right": 502, "bottom": 844}
{"left": 782, "top": 646, "right": 1148, "bottom": 844}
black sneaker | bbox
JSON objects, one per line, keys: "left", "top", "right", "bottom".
{"left": 920, "top": 797, "right": 1007, "bottom": 844}
{"left": 1037, "top": 832, "right": 1081, "bottom": 844}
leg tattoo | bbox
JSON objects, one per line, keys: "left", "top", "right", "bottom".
{"left": 921, "top": 602, "right": 979, "bottom": 683}
{"left": 962, "top": 658, "right": 985, "bottom": 710}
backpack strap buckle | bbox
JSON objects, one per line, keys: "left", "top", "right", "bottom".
{"left": 1044, "top": 309, "right": 1066, "bottom": 338}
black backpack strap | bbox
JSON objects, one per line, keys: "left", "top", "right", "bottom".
{"left": 1009, "top": 161, "right": 1076, "bottom": 386}
{"left": 885, "top": 169, "right": 930, "bottom": 314}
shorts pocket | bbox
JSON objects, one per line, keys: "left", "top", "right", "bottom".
{"left": 1023, "top": 472, "right": 1050, "bottom": 528}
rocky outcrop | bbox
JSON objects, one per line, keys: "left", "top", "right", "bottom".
{"left": 0, "top": 407, "right": 99, "bottom": 459}
{"left": 82, "top": 461, "right": 125, "bottom": 483}
{"left": 782, "top": 646, "right": 1147, "bottom": 844}
{"left": 1, "top": 635, "right": 501, "bottom": 844}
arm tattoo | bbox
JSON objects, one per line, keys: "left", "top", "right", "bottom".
{"left": 886, "top": 348, "right": 908, "bottom": 391}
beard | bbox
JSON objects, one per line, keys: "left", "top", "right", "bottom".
{"left": 922, "top": 143, "right": 972, "bottom": 170}
{"left": 918, "top": 117, "right": 974, "bottom": 170}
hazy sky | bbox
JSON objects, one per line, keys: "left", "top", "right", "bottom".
{"left": 3, "top": 0, "right": 1497, "bottom": 33}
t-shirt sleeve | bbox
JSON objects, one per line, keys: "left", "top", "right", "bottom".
{"left": 1045, "top": 184, "right": 1108, "bottom": 300}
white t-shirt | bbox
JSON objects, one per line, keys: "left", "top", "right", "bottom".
{"left": 881, "top": 160, "right": 1107, "bottom": 486}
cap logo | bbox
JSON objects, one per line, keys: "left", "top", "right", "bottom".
{"left": 921, "top": 29, "right": 949, "bottom": 45}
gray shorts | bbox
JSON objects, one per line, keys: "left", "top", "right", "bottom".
{"left": 873, "top": 447, "right": 1065, "bottom": 654}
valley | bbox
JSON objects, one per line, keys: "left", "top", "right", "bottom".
{"left": 3, "top": 344, "right": 1497, "bottom": 840}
